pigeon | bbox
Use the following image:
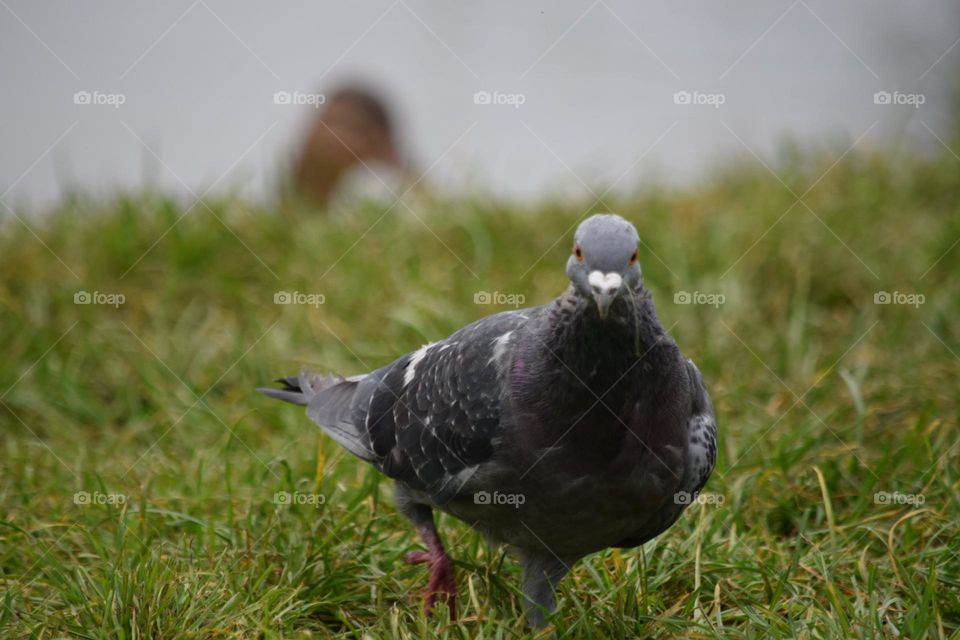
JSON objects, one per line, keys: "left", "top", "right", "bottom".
{"left": 259, "top": 213, "right": 718, "bottom": 626}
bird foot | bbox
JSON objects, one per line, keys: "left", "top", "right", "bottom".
{"left": 405, "top": 548, "right": 457, "bottom": 618}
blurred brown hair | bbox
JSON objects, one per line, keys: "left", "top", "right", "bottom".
{"left": 292, "top": 85, "right": 401, "bottom": 206}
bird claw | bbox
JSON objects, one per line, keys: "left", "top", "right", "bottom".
{"left": 405, "top": 548, "right": 457, "bottom": 619}
{"left": 404, "top": 550, "right": 431, "bottom": 564}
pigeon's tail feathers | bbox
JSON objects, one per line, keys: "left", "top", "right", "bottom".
{"left": 307, "top": 376, "right": 377, "bottom": 462}
{"left": 258, "top": 371, "right": 345, "bottom": 407}
{"left": 260, "top": 371, "right": 376, "bottom": 461}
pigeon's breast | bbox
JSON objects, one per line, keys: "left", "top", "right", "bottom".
{"left": 445, "top": 400, "right": 688, "bottom": 556}
{"left": 442, "top": 302, "right": 693, "bottom": 555}
{"left": 450, "top": 337, "right": 691, "bottom": 555}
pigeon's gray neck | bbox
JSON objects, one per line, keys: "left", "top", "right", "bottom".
{"left": 506, "top": 284, "right": 672, "bottom": 446}
{"left": 505, "top": 284, "right": 667, "bottom": 437}
{"left": 546, "top": 285, "right": 665, "bottom": 373}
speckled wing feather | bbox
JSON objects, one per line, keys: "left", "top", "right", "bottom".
{"left": 331, "top": 309, "right": 535, "bottom": 504}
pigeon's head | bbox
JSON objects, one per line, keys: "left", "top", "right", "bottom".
{"left": 566, "top": 213, "right": 641, "bottom": 320}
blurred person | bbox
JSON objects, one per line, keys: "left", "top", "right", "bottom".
{"left": 291, "top": 85, "right": 411, "bottom": 208}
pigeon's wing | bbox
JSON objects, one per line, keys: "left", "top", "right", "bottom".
{"left": 614, "top": 358, "right": 717, "bottom": 548}
{"left": 352, "top": 309, "right": 534, "bottom": 504}
{"left": 683, "top": 359, "right": 718, "bottom": 497}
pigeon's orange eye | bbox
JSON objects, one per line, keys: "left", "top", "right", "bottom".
{"left": 629, "top": 250, "right": 638, "bottom": 265}
{"left": 574, "top": 244, "right": 584, "bottom": 262}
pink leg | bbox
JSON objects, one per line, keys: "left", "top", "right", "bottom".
{"left": 405, "top": 526, "right": 457, "bottom": 618}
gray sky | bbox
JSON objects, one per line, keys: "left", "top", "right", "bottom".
{"left": 1, "top": 0, "right": 958, "bottom": 210}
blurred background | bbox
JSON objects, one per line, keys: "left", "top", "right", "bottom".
{"left": 2, "top": 0, "right": 958, "bottom": 209}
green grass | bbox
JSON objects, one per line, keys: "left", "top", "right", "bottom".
{"left": 1, "top": 138, "right": 959, "bottom": 638}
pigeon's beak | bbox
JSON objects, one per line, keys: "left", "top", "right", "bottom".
{"left": 589, "top": 271, "right": 622, "bottom": 320}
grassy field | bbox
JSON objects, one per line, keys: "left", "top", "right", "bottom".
{"left": 1, "top": 137, "right": 959, "bottom": 638}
